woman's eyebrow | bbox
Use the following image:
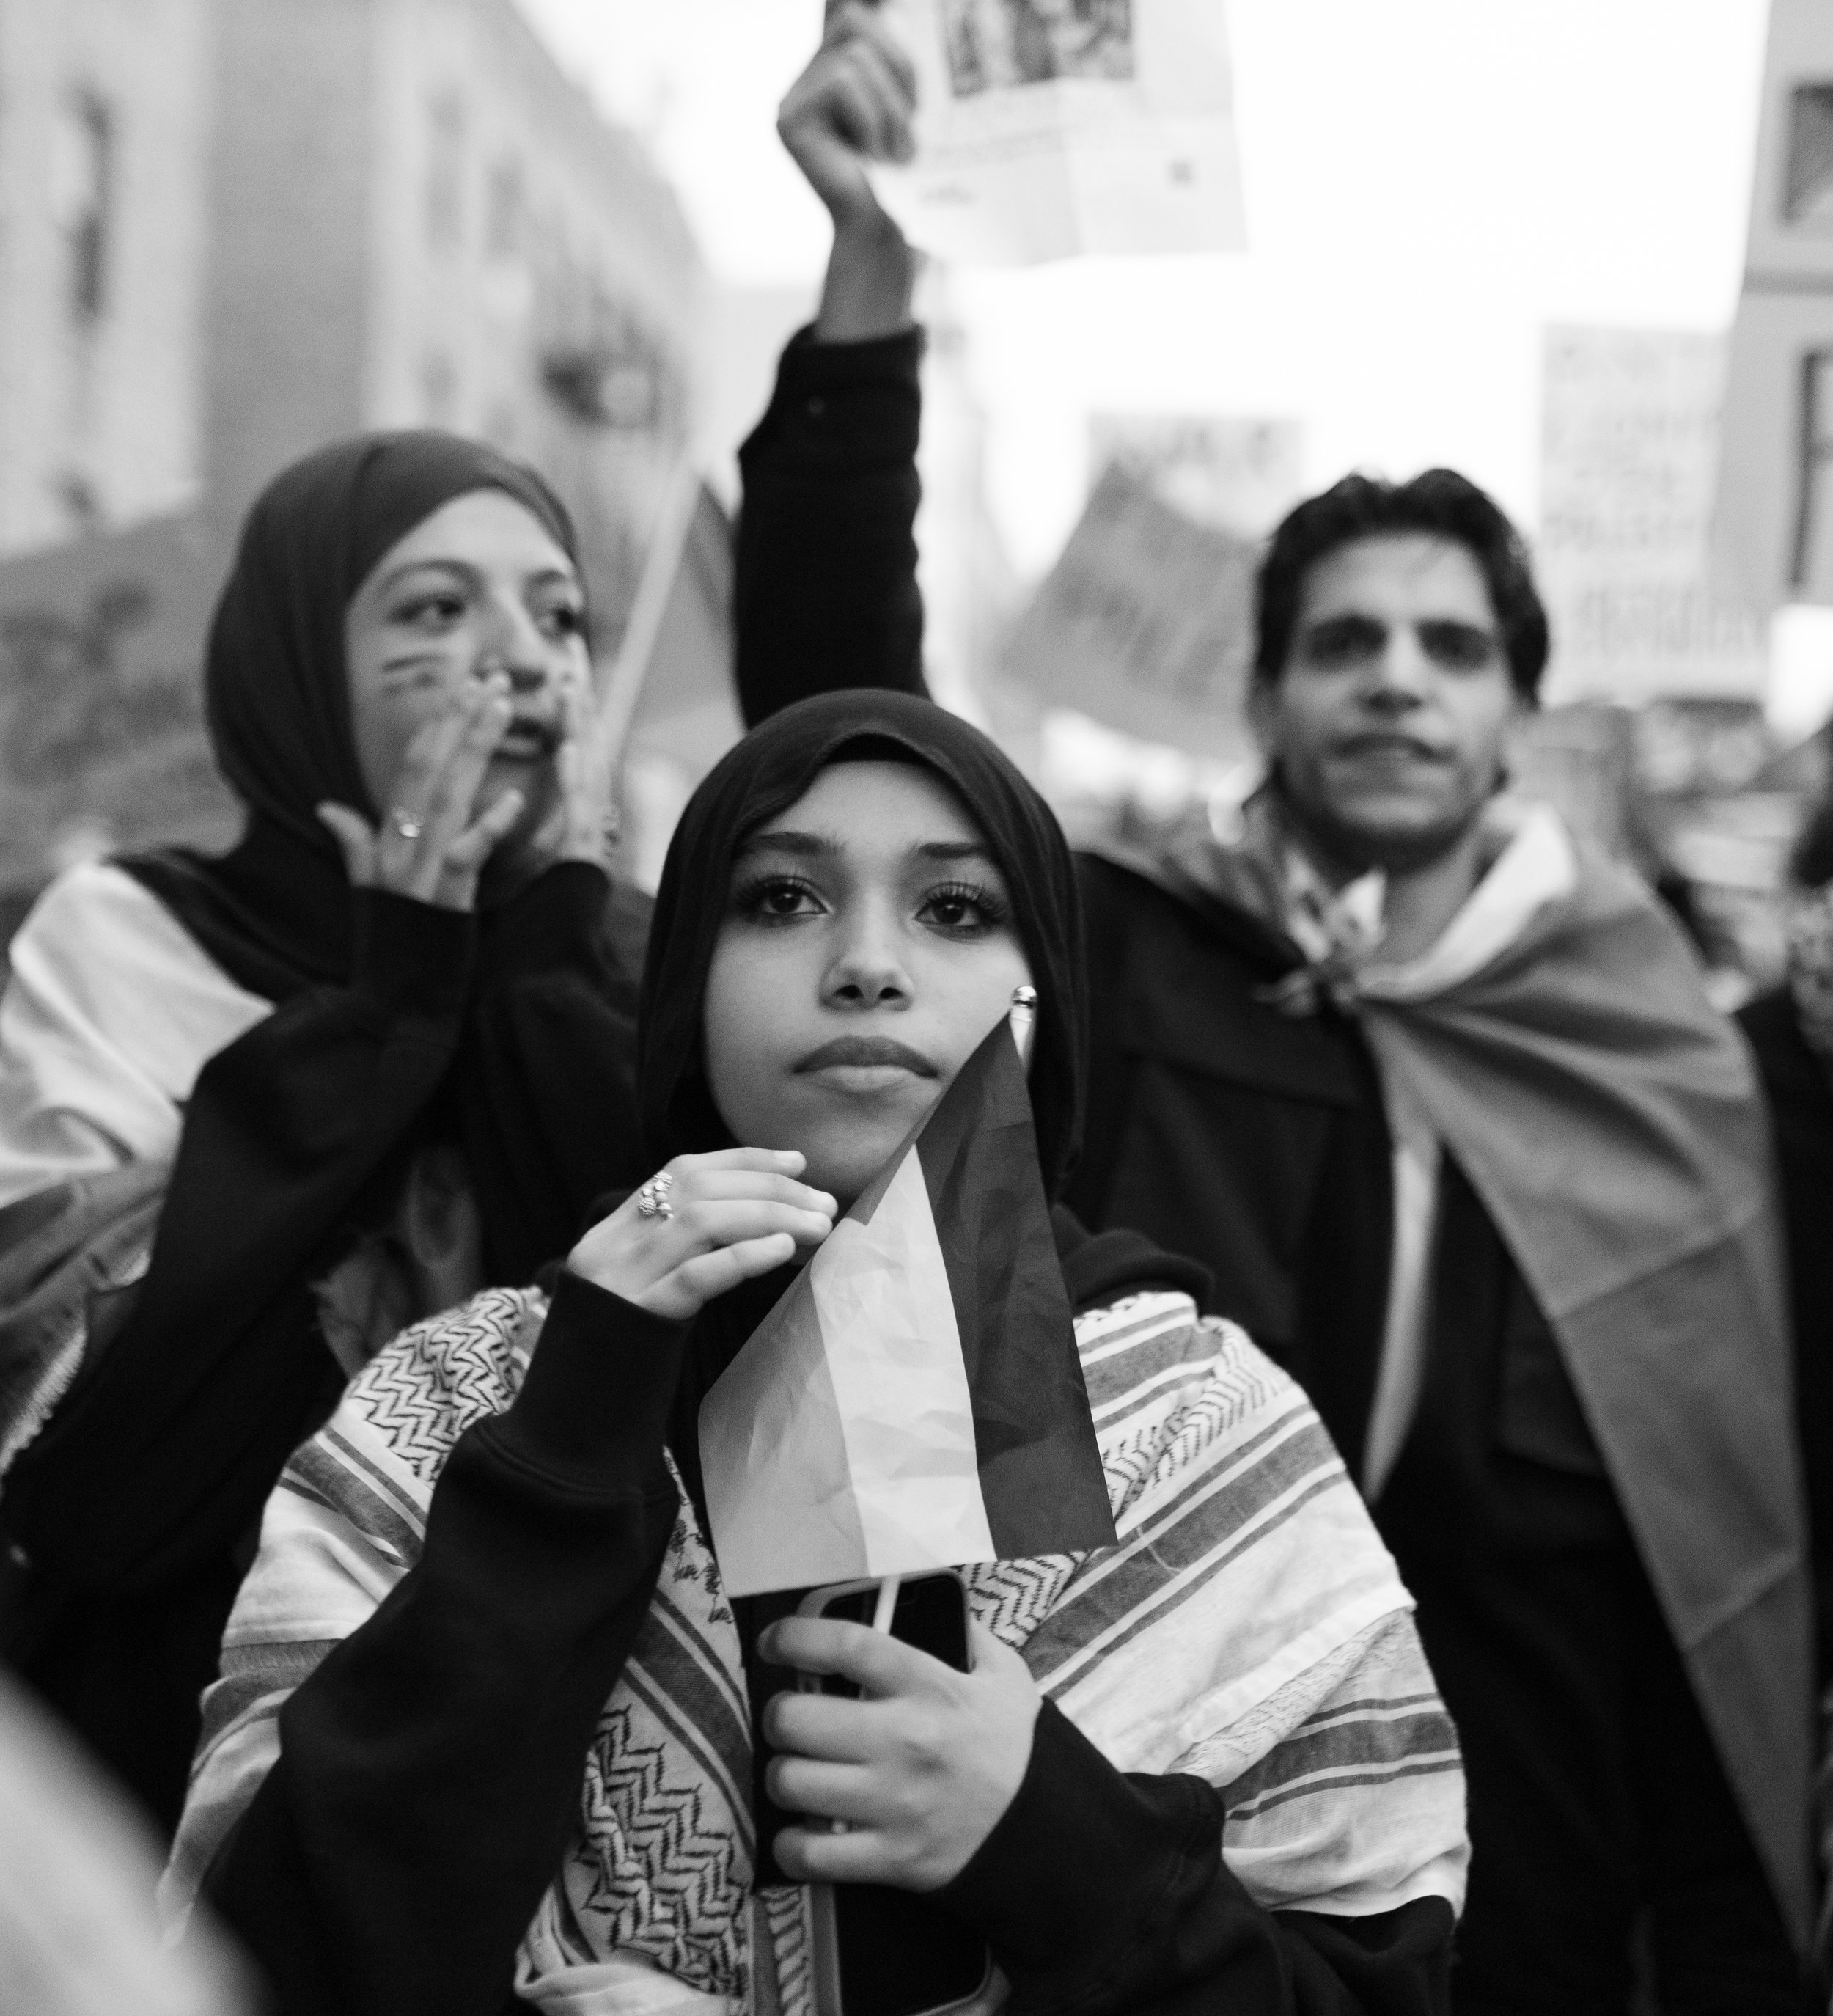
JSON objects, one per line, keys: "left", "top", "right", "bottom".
{"left": 912, "top": 840, "right": 996, "bottom": 865}
{"left": 374, "top": 557, "right": 477, "bottom": 595}
{"left": 735, "top": 828, "right": 834, "bottom": 860}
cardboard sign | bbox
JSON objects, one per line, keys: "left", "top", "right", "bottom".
{"left": 0, "top": 514, "right": 237, "bottom": 895}
{"left": 869, "top": 0, "right": 1246, "bottom": 265}
{"left": 1540, "top": 326, "right": 1766, "bottom": 702}
{"left": 1002, "top": 460, "right": 1258, "bottom": 761}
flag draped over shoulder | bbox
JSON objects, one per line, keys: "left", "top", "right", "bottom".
{"left": 699, "top": 1018, "right": 1117, "bottom": 1597}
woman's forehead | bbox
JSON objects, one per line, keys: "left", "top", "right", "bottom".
{"left": 357, "top": 488, "right": 578, "bottom": 594}
{"left": 748, "top": 758, "right": 989, "bottom": 855}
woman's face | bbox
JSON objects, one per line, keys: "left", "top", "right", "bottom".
{"left": 342, "top": 488, "right": 589, "bottom": 839}
{"left": 703, "top": 760, "right": 1035, "bottom": 1210}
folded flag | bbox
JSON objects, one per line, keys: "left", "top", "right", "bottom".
{"left": 699, "top": 1014, "right": 1117, "bottom": 1597}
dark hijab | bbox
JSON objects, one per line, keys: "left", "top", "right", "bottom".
{"left": 639, "top": 690, "right": 1088, "bottom": 1201}
{"left": 119, "top": 431, "right": 578, "bottom": 997}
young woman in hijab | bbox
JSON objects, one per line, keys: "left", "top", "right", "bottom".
{"left": 0, "top": 433, "right": 651, "bottom": 1830}
{"left": 167, "top": 691, "right": 1466, "bottom": 2016}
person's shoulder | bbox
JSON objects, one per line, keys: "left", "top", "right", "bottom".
{"left": 331, "top": 1284, "right": 549, "bottom": 1487}
{"left": 13, "top": 862, "right": 183, "bottom": 963}
{"left": 1074, "top": 845, "right": 1298, "bottom": 980}
{"left": 10, "top": 860, "right": 260, "bottom": 1011}
{"left": 1073, "top": 1286, "right": 1309, "bottom": 1457}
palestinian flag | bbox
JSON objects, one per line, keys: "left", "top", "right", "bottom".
{"left": 699, "top": 1015, "right": 1117, "bottom": 1598}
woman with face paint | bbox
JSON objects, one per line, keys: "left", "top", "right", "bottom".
{"left": 168, "top": 693, "right": 1466, "bottom": 2016}
{"left": 0, "top": 434, "right": 650, "bottom": 1832}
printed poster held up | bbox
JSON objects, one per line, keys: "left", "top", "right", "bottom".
{"left": 869, "top": 0, "right": 1246, "bottom": 266}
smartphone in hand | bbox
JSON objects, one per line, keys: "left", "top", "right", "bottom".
{"left": 795, "top": 1573, "right": 1003, "bottom": 2016}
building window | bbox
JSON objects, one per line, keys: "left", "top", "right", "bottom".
{"left": 1792, "top": 345, "right": 1833, "bottom": 589}
{"left": 425, "top": 91, "right": 466, "bottom": 252}
{"left": 1785, "top": 84, "right": 1833, "bottom": 225}
{"left": 51, "top": 91, "right": 114, "bottom": 323}
{"left": 485, "top": 155, "right": 524, "bottom": 261}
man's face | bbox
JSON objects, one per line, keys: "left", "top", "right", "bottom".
{"left": 1250, "top": 532, "right": 1524, "bottom": 875}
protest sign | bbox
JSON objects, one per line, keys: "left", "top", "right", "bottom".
{"left": 1090, "top": 412, "right": 1301, "bottom": 537}
{"left": 869, "top": 0, "right": 1245, "bottom": 266}
{"left": 0, "top": 513, "right": 235, "bottom": 898}
{"left": 1540, "top": 326, "right": 1766, "bottom": 703}
{"left": 1713, "top": 0, "right": 1833, "bottom": 607}
{"left": 1002, "top": 459, "right": 1259, "bottom": 762}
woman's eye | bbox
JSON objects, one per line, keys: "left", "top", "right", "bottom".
{"left": 918, "top": 881, "right": 1007, "bottom": 936}
{"left": 394, "top": 592, "right": 466, "bottom": 629}
{"left": 735, "top": 875, "right": 824, "bottom": 923}
{"left": 537, "top": 602, "right": 584, "bottom": 640}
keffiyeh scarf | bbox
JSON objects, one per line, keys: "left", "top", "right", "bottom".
{"left": 166, "top": 1286, "right": 1465, "bottom": 2013}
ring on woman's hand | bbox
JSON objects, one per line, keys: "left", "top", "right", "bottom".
{"left": 390, "top": 807, "right": 425, "bottom": 842}
{"left": 636, "top": 1172, "right": 675, "bottom": 1220}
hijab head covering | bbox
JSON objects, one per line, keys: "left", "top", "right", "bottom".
{"left": 638, "top": 691, "right": 1087, "bottom": 1200}
{"left": 207, "top": 430, "right": 578, "bottom": 846}
{"left": 120, "top": 431, "right": 579, "bottom": 997}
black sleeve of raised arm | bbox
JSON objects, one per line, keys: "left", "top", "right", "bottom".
{"left": 4, "top": 890, "right": 475, "bottom": 1597}
{"left": 734, "top": 326, "right": 929, "bottom": 727}
{"left": 459, "top": 862, "right": 653, "bottom": 1283}
{"left": 943, "top": 1704, "right": 1453, "bottom": 2016}
{"left": 203, "top": 1271, "right": 688, "bottom": 2016}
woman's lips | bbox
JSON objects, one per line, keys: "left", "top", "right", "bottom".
{"left": 493, "top": 718, "right": 560, "bottom": 763}
{"left": 793, "top": 1036, "right": 940, "bottom": 1090}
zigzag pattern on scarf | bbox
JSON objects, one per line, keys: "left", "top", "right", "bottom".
{"left": 353, "top": 1288, "right": 538, "bottom": 1481}
{"left": 566, "top": 1705, "right": 752, "bottom": 1993}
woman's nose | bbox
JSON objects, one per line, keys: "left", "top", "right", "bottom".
{"left": 822, "top": 914, "right": 911, "bottom": 1007}
{"left": 475, "top": 595, "right": 551, "bottom": 689}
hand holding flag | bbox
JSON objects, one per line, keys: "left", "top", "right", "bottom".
{"left": 699, "top": 990, "right": 1116, "bottom": 1597}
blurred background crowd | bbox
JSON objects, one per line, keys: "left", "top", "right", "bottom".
{"left": 4, "top": 0, "right": 1832, "bottom": 1002}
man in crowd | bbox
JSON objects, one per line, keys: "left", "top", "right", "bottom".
{"left": 738, "top": 7, "right": 1815, "bottom": 2008}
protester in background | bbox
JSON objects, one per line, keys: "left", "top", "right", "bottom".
{"left": 735, "top": 11, "right": 1815, "bottom": 2009}
{"left": 167, "top": 689, "right": 1466, "bottom": 2016}
{"left": 0, "top": 435, "right": 653, "bottom": 1831}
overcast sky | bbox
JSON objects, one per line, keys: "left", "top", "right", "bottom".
{"left": 515, "top": 3, "right": 1833, "bottom": 730}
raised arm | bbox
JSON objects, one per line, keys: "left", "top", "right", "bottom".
{"left": 735, "top": 2, "right": 930, "bottom": 725}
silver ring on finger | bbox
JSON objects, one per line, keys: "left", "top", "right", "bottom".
{"left": 636, "top": 1171, "right": 675, "bottom": 1220}
{"left": 390, "top": 807, "right": 425, "bottom": 842}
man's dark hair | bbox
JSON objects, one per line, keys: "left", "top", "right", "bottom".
{"left": 1254, "top": 468, "right": 1550, "bottom": 702}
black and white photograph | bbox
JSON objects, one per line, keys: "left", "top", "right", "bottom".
{"left": 1, "top": 2, "right": 1830, "bottom": 2014}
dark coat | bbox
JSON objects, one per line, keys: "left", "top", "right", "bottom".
{"left": 1740, "top": 986, "right": 1833, "bottom": 1682}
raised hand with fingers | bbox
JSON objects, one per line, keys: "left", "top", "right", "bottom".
{"left": 761, "top": 1615, "right": 1041, "bottom": 1891}
{"left": 317, "top": 674, "right": 524, "bottom": 912}
{"left": 566, "top": 1148, "right": 837, "bottom": 1322}
{"left": 779, "top": 0, "right": 919, "bottom": 340}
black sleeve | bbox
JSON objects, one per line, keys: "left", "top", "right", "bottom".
{"left": 4, "top": 890, "right": 476, "bottom": 1597}
{"left": 734, "top": 326, "right": 929, "bottom": 726}
{"left": 458, "top": 862, "right": 653, "bottom": 1283}
{"left": 203, "top": 1271, "right": 688, "bottom": 2016}
{"left": 943, "top": 1704, "right": 1453, "bottom": 2015}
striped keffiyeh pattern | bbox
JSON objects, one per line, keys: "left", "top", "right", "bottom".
{"left": 165, "top": 1285, "right": 1466, "bottom": 2012}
